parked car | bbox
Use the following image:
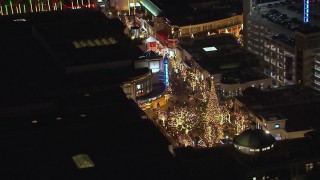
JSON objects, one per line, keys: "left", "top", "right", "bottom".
{"left": 280, "top": 20, "right": 290, "bottom": 26}
{"left": 267, "top": 4, "right": 273, "bottom": 8}
{"left": 266, "top": 14, "right": 276, "bottom": 21}
{"left": 279, "top": 14, "right": 288, "bottom": 19}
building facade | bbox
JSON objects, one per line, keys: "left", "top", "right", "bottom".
{"left": 243, "top": 0, "right": 320, "bottom": 89}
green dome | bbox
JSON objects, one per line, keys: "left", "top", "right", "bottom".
{"left": 233, "top": 129, "right": 275, "bottom": 149}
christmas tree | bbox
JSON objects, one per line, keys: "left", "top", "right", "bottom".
{"left": 203, "top": 79, "right": 226, "bottom": 147}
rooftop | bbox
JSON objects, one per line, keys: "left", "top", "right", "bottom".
{"left": 0, "top": 87, "right": 173, "bottom": 180}
{"left": 220, "top": 69, "right": 271, "bottom": 84}
{"left": 236, "top": 85, "right": 320, "bottom": 132}
{"left": 233, "top": 128, "right": 276, "bottom": 149}
{"left": 265, "top": 33, "right": 295, "bottom": 49}
{"left": 179, "top": 34, "right": 259, "bottom": 74}
{"left": 174, "top": 136, "right": 320, "bottom": 179}
{"left": 34, "top": 10, "right": 143, "bottom": 67}
{"left": 0, "top": 10, "right": 147, "bottom": 107}
{"left": 249, "top": 1, "right": 320, "bottom": 46}
{"left": 148, "top": 0, "right": 242, "bottom": 26}
{"left": 0, "top": 9, "right": 143, "bottom": 69}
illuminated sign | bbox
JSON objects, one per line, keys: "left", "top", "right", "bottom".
{"left": 164, "top": 58, "right": 169, "bottom": 86}
{"left": 203, "top": 46, "right": 217, "bottom": 52}
{"left": 129, "top": 2, "right": 140, "bottom": 7}
{"left": 157, "top": 58, "right": 169, "bottom": 86}
{"left": 304, "top": 0, "right": 310, "bottom": 23}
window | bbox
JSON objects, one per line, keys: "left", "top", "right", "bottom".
{"left": 306, "top": 163, "right": 313, "bottom": 172}
{"left": 203, "top": 25, "right": 207, "bottom": 31}
{"left": 275, "top": 124, "right": 280, "bottom": 129}
{"left": 136, "top": 84, "right": 144, "bottom": 97}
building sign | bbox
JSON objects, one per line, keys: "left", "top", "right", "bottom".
{"left": 164, "top": 58, "right": 169, "bottom": 86}
{"left": 304, "top": 0, "right": 310, "bottom": 23}
{"left": 158, "top": 57, "right": 169, "bottom": 86}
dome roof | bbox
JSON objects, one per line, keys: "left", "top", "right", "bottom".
{"left": 233, "top": 129, "right": 275, "bottom": 149}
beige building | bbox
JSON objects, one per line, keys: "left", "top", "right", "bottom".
{"left": 137, "top": 0, "right": 243, "bottom": 49}
{"left": 179, "top": 15, "right": 242, "bottom": 39}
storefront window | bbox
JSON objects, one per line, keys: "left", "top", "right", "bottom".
{"left": 136, "top": 84, "right": 144, "bottom": 97}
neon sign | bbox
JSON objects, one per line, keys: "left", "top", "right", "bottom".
{"left": 157, "top": 57, "right": 169, "bottom": 87}
{"left": 164, "top": 58, "right": 169, "bottom": 87}
{"left": 304, "top": 0, "right": 310, "bottom": 23}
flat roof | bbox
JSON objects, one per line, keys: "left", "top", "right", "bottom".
{"left": 149, "top": 0, "right": 243, "bottom": 26}
{"left": 220, "top": 69, "right": 271, "bottom": 84}
{"left": 236, "top": 85, "right": 320, "bottom": 132}
{"left": 265, "top": 34, "right": 295, "bottom": 49}
{"left": 174, "top": 136, "right": 320, "bottom": 179}
{"left": 0, "top": 10, "right": 143, "bottom": 68}
{"left": 32, "top": 10, "right": 143, "bottom": 67}
{"left": 0, "top": 87, "right": 172, "bottom": 179}
{"left": 179, "top": 34, "right": 259, "bottom": 75}
{"left": 0, "top": 10, "right": 146, "bottom": 108}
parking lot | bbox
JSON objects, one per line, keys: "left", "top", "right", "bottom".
{"left": 255, "top": 1, "right": 320, "bottom": 27}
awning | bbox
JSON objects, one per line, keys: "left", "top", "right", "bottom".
{"left": 146, "top": 36, "right": 157, "bottom": 43}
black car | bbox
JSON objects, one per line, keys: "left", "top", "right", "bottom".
{"left": 279, "top": 14, "right": 288, "bottom": 19}
{"left": 280, "top": 20, "right": 289, "bottom": 26}
{"left": 267, "top": 14, "right": 276, "bottom": 21}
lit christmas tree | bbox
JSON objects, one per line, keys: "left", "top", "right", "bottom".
{"left": 203, "top": 79, "right": 230, "bottom": 147}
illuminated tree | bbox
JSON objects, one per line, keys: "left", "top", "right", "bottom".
{"left": 166, "top": 106, "right": 201, "bottom": 139}
{"left": 178, "top": 134, "right": 193, "bottom": 147}
{"left": 224, "top": 99, "right": 249, "bottom": 136}
{"left": 202, "top": 79, "right": 230, "bottom": 147}
{"left": 232, "top": 107, "right": 249, "bottom": 135}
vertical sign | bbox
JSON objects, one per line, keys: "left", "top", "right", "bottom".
{"left": 164, "top": 58, "right": 169, "bottom": 87}
{"left": 304, "top": 0, "right": 310, "bottom": 23}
